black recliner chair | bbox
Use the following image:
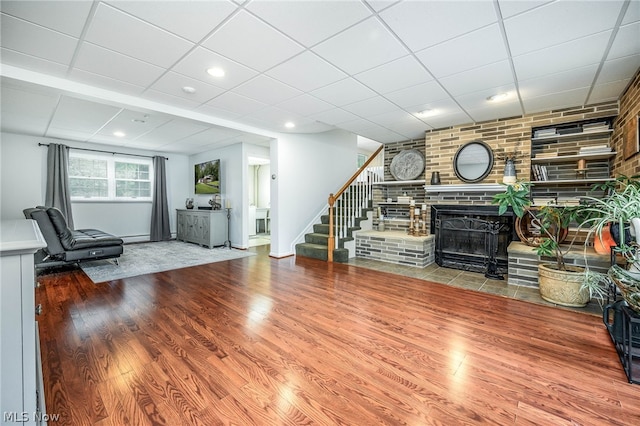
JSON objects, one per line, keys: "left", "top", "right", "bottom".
{"left": 23, "top": 206, "right": 123, "bottom": 267}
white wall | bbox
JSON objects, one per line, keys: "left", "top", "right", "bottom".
{"left": 190, "top": 143, "right": 244, "bottom": 248}
{"left": 0, "top": 132, "right": 189, "bottom": 241}
{"left": 270, "top": 129, "right": 358, "bottom": 257}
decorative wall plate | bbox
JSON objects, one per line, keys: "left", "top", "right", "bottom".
{"left": 389, "top": 149, "right": 425, "bottom": 181}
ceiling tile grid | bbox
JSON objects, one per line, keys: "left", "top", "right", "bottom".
{"left": 0, "top": 0, "right": 638, "bottom": 154}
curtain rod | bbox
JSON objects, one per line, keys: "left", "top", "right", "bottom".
{"left": 38, "top": 143, "right": 168, "bottom": 160}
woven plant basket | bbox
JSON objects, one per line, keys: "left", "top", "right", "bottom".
{"left": 608, "top": 264, "right": 640, "bottom": 313}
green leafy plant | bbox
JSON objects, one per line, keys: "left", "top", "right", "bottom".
{"left": 492, "top": 181, "right": 609, "bottom": 303}
{"left": 581, "top": 175, "right": 640, "bottom": 264}
{"left": 492, "top": 181, "right": 585, "bottom": 271}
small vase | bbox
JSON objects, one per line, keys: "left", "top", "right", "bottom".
{"left": 503, "top": 158, "right": 517, "bottom": 184}
{"left": 430, "top": 171, "right": 441, "bottom": 185}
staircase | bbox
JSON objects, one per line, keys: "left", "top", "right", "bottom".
{"left": 295, "top": 145, "right": 384, "bottom": 263}
{"left": 295, "top": 201, "right": 373, "bottom": 262}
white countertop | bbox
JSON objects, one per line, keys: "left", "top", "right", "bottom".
{"left": 0, "top": 219, "right": 47, "bottom": 256}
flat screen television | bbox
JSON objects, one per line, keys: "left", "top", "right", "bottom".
{"left": 194, "top": 159, "right": 220, "bottom": 194}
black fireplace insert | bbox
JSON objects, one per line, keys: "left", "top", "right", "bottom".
{"left": 430, "top": 205, "right": 516, "bottom": 279}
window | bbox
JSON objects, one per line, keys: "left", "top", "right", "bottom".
{"left": 69, "top": 152, "right": 153, "bottom": 201}
{"left": 357, "top": 153, "right": 367, "bottom": 167}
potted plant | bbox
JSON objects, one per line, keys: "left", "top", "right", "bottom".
{"left": 580, "top": 175, "right": 640, "bottom": 312}
{"left": 492, "top": 181, "right": 608, "bottom": 307}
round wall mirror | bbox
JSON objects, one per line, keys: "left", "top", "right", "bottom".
{"left": 453, "top": 140, "right": 494, "bottom": 183}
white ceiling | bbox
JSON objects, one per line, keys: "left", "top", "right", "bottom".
{"left": 1, "top": 0, "right": 639, "bottom": 155}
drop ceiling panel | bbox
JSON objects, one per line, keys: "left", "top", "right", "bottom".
{"left": 242, "top": 106, "right": 304, "bottom": 129}
{"left": 415, "top": 24, "right": 508, "bottom": 78}
{"left": 504, "top": 0, "right": 625, "bottom": 56}
{"left": 0, "top": 84, "right": 59, "bottom": 135}
{"left": 135, "top": 119, "right": 209, "bottom": 144}
{"left": 48, "top": 96, "right": 122, "bottom": 134}
{"left": 276, "top": 94, "right": 334, "bottom": 117}
{"left": 309, "top": 108, "right": 360, "bottom": 126}
{"left": 266, "top": 51, "right": 346, "bottom": 92}
{"left": 385, "top": 116, "right": 434, "bottom": 139}
{"left": 93, "top": 109, "right": 172, "bottom": 140}
{"left": 0, "top": 48, "right": 69, "bottom": 77}
{"left": 496, "top": 1, "right": 552, "bottom": 19}
{"left": 73, "top": 43, "right": 166, "bottom": 88}
{"left": 0, "top": 14, "right": 79, "bottom": 65}
{"left": 310, "top": 78, "right": 377, "bottom": 107}
{"left": 202, "top": 92, "right": 268, "bottom": 117}
{"left": 589, "top": 79, "right": 632, "bottom": 104}
{"left": 522, "top": 87, "right": 590, "bottom": 113}
{"left": 408, "top": 98, "right": 467, "bottom": 122}
{"left": 438, "top": 60, "right": 514, "bottom": 96}
{"left": 312, "top": 17, "right": 408, "bottom": 75}
{"left": 342, "top": 96, "right": 400, "bottom": 117}
{"left": 621, "top": 0, "right": 640, "bottom": 25}
{"left": 106, "top": 0, "right": 237, "bottom": 43}
{"left": 0, "top": 0, "right": 93, "bottom": 37}
{"left": 607, "top": 21, "right": 640, "bottom": 60}
{"left": 513, "top": 31, "right": 611, "bottom": 81}
{"left": 596, "top": 55, "right": 640, "bottom": 85}
{"left": 171, "top": 47, "right": 258, "bottom": 90}
{"left": 84, "top": 3, "right": 194, "bottom": 68}
{"left": 246, "top": 0, "right": 371, "bottom": 47}
{"left": 379, "top": 1, "right": 498, "bottom": 51}
{"left": 354, "top": 55, "right": 433, "bottom": 94}
{"left": 420, "top": 110, "right": 473, "bottom": 130}
{"left": 202, "top": 10, "right": 304, "bottom": 72}
{"left": 466, "top": 101, "right": 523, "bottom": 123}
{"left": 68, "top": 68, "right": 147, "bottom": 96}
{"left": 455, "top": 85, "right": 518, "bottom": 111}
{"left": 148, "top": 71, "right": 225, "bottom": 104}
{"left": 233, "top": 75, "right": 302, "bottom": 105}
{"left": 384, "top": 80, "right": 450, "bottom": 109}
{"left": 178, "top": 126, "right": 242, "bottom": 146}
{"left": 519, "top": 65, "right": 598, "bottom": 99}
{"left": 141, "top": 90, "right": 201, "bottom": 110}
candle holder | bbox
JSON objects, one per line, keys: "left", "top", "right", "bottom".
{"left": 420, "top": 209, "right": 428, "bottom": 236}
{"left": 408, "top": 205, "right": 416, "bottom": 235}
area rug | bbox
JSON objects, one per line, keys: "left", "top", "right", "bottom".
{"left": 80, "top": 240, "right": 255, "bottom": 283}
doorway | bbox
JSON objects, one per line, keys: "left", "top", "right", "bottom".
{"left": 248, "top": 157, "right": 270, "bottom": 247}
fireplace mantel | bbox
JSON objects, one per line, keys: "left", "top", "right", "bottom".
{"left": 424, "top": 184, "right": 506, "bottom": 193}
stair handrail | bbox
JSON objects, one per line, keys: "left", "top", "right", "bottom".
{"left": 328, "top": 145, "right": 384, "bottom": 262}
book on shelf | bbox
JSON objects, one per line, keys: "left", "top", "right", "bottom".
{"left": 534, "top": 151, "right": 559, "bottom": 158}
{"left": 532, "top": 197, "right": 557, "bottom": 206}
{"left": 534, "top": 128, "right": 557, "bottom": 138}
{"left": 531, "top": 164, "right": 548, "bottom": 181}
{"left": 582, "top": 121, "right": 610, "bottom": 132}
{"left": 578, "top": 145, "right": 612, "bottom": 153}
{"left": 557, "top": 197, "right": 581, "bottom": 207}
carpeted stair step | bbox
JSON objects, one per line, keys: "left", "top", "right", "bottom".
{"left": 313, "top": 224, "right": 361, "bottom": 239}
{"left": 294, "top": 242, "right": 349, "bottom": 263}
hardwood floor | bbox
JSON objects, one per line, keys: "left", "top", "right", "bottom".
{"left": 35, "top": 246, "right": 640, "bottom": 425}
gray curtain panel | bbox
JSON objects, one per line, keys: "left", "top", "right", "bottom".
{"left": 150, "top": 156, "right": 171, "bottom": 241}
{"left": 45, "top": 143, "right": 74, "bottom": 229}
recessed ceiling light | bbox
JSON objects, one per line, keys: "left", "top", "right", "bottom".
{"left": 487, "top": 93, "right": 509, "bottom": 102}
{"left": 113, "top": 131, "right": 126, "bottom": 138}
{"left": 206, "top": 67, "right": 225, "bottom": 77}
{"left": 416, "top": 109, "right": 438, "bottom": 118}
{"left": 284, "top": 122, "right": 295, "bottom": 129}
{"left": 182, "top": 86, "right": 196, "bottom": 94}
